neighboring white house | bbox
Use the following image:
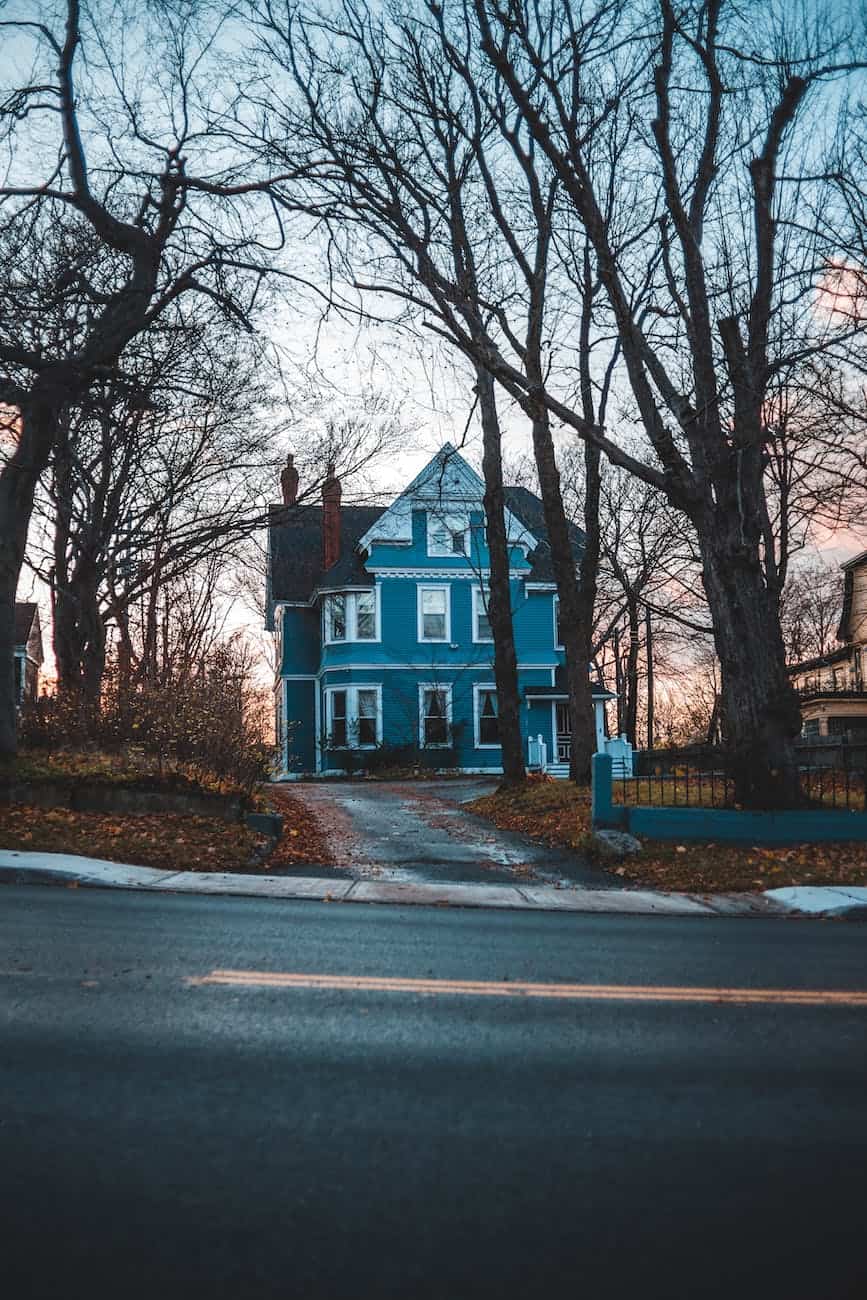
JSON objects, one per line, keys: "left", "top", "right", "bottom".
{"left": 14, "top": 602, "right": 43, "bottom": 705}
{"left": 788, "top": 550, "right": 867, "bottom": 739}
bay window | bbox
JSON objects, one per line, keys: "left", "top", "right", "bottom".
{"left": 324, "top": 589, "right": 379, "bottom": 643}
{"left": 325, "top": 685, "right": 382, "bottom": 749}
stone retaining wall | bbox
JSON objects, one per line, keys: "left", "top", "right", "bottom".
{"left": 0, "top": 780, "right": 243, "bottom": 823}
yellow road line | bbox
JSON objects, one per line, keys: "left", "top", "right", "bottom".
{"left": 188, "top": 970, "right": 867, "bottom": 1007}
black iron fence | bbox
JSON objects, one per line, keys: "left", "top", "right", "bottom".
{"left": 616, "top": 742, "right": 867, "bottom": 813}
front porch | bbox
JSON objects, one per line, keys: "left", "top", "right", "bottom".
{"left": 525, "top": 686, "right": 633, "bottom": 779}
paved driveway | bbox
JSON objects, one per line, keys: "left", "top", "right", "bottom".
{"left": 288, "top": 778, "right": 614, "bottom": 888}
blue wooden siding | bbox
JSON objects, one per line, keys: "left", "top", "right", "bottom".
{"left": 280, "top": 607, "right": 320, "bottom": 676}
{"left": 284, "top": 679, "right": 316, "bottom": 773}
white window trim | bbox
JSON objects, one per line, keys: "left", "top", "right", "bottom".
{"left": 554, "top": 596, "right": 564, "bottom": 650}
{"left": 417, "top": 584, "right": 451, "bottom": 643}
{"left": 418, "top": 682, "right": 453, "bottom": 749}
{"left": 323, "top": 588, "right": 381, "bottom": 645}
{"left": 473, "top": 682, "right": 500, "bottom": 749}
{"left": 472, "top": 585, "right": 494, "bottom": 644}
{"left": 324, "top": 684, "right": 383, "bottom": 750}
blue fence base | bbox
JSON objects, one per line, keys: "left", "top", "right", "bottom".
{"left": 624, "top": 806, "right": 867, "bottom": 845}
{"left": 591, "top": 752, "right": 867, "bottom": 844}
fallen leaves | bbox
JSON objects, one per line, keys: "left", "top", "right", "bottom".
{"left": 0, "top": 804, "right": 263, "bottom": 874}
{"left": 469, "top": 783, "right": 867, "bottom": 894}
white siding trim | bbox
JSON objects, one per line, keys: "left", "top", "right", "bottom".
{"left": 369, "top": 567, "right": 527, "bottom": 580}
{"left": 315, "top": 662, "right": 557, "bottom": 674}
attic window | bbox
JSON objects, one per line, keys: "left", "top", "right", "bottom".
{"left": 428, "top": 513, "right": 467, "bottom": 558}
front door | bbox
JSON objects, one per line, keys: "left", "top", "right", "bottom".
{"left": 555, "top": 702, "right": 571, "bottom": 763}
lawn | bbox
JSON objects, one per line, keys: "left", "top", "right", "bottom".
{"left": 470, "top": 780, "right": 867, "bottom": 894}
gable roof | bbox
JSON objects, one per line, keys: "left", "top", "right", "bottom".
{"left": 14, "top": 602, "right": 38, "bottom": 646}
{"left": 358, "top": 443, "right": 535, "bottom": 554}
{"left": 837, "top": 548, "right": 867, "bottom": 643}
{"left": 265, "top": 448, "right": 588, "bottom": 625}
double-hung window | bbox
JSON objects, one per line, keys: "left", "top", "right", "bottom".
{"left": 472, "top": 585, "right": 493, "bottom": 643}
{"left": 554, "top": 597, "right": 564, "bottom": 649}
{"left": 474, "top": 685, "right": 500, "bottom": 748}
{"left": 419, "top": 684, "right": 452, "bottom": 748}
{"left": 325, "top": 686, "right": 381, "bottom": 749}
{"left": 324, "top": 590, "right": 379, "bottom": 643}
{"left": 418, "top": 585, "right": 450, "bottom": 642}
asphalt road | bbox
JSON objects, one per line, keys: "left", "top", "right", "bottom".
{"left": 2, "top": 884, "right": 866, "bottom": 1299}
{"left": 292, "top": 777, "right": 609, "bottom": 886}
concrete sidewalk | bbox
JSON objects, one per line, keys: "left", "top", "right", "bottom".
{"left": 2, "top": 848, "right": 866, "bottom": 918}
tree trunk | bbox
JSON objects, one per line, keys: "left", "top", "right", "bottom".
{"left": 476, "top": 368, "right": 525, "bottom": 787}
{"left": 699, "top": 529, "right": 802, "bottom": 807}
{"left": 613, "top": 625, "right": 623, "bottom": 736}
{"left": 624, "top": 597, "right": 640, "bottom": 746}
{"left": 530, "top": 415, "right": 596, "bottom": 782}
{"left": 645, "top": 606, "right": 654, "bottom": 751}
{"left": 0, "top": 389, "right": 62, "bottom": 757}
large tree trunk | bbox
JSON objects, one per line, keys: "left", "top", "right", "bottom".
{"left": 624, "top": 597, "right": 640, "bottom": 746}
{"left": 645, "top": 607, "right": 654, "bottom": 751}
{"left": 699, "top": 526, "right": 802, "bottom": 807}
{"left": 0, "top": 389, "right": 61, "bottom": 757}
{"left": 530, "top": 415, "right": 596, "bottom": 783}
{"left": 476, "top": 368, "right": 525, "bottom": 787}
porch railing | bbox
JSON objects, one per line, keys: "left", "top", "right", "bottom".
{"left": 528, "top": 734, "right": 548, "bottom": 772}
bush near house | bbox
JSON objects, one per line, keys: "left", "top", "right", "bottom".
{"left": 470, "top": 783, "right": 867, "bottom": 894}
{"left": 16, "top": 649, "right": 272, "bottom": 800}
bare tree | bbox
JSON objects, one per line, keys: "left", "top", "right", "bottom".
{"left": 249, "top": 0, "right": 625, "bottom": 780}
{"left": 779, "top": 558, "right": 844, "bottom": 667}
{"left": 260, "top": 0, "right": 867, "bottom": 806}
{"left": 0, "top": 0, "right": 303, "bottom": 754}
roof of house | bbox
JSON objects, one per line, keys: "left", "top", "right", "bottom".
{"left": 267, "top": 503, "right": 384, "bottom": 616}
{"left": 788, "top": 645, "right": 853, "bottom": 675}
{"left": 503, "top": 486, "right": 586, "bottom": 582}
{"left": 266, "top": 473, "right": 586, "bottom": 623}
{"left": 14, "top": 602, "right": 38, "bottom": 648}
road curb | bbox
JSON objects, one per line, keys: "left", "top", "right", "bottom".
{"left": 1, "top": 849, "right": 854, "bottom": 919}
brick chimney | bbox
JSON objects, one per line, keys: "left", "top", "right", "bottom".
{"left": 280, "top": 453, "right": 299, "bottom": 506}
{"left": 322, "top": 463, "right": 342, "bottom": 570}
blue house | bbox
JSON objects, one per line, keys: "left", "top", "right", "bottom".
{"left": 266, "top": 444, "right": 609, "bottom": 777}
